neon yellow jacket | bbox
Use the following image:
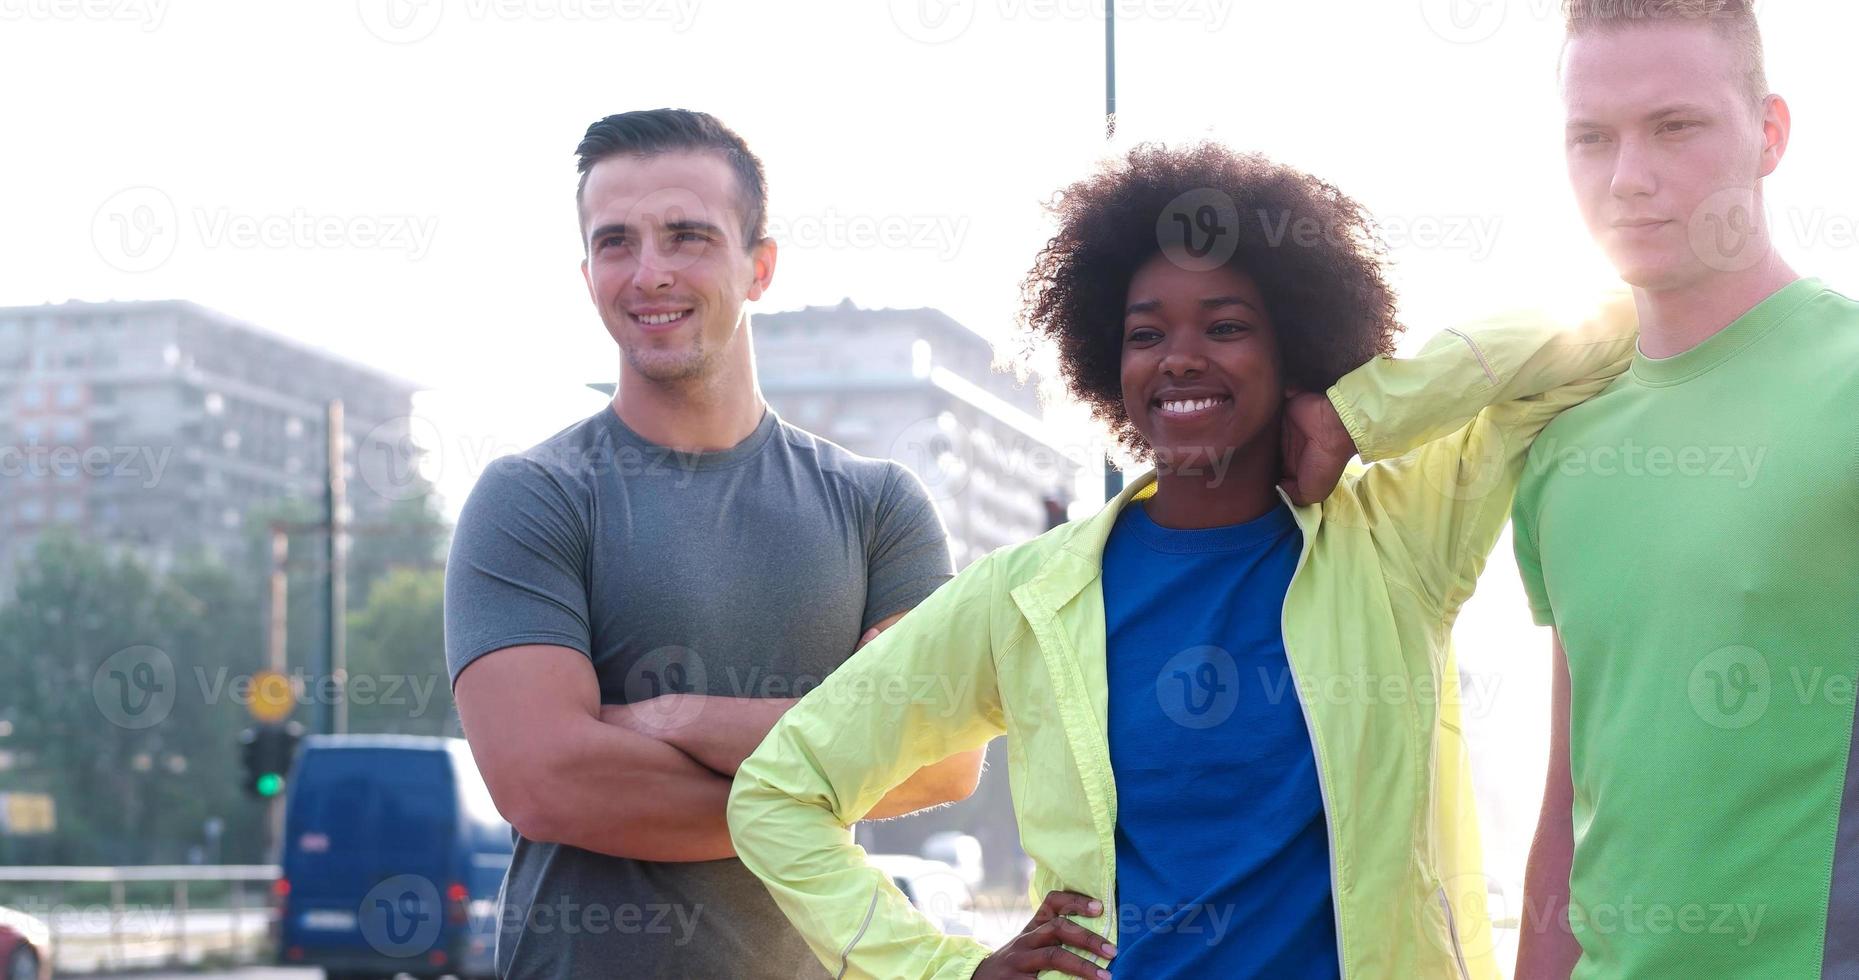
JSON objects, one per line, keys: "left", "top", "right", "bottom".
{"left": 728, "top": 297, "right": 1638, "bottom": 980}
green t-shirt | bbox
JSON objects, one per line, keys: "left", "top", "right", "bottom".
{"left": 1513, "top": 277, "right": 1859, "bottom": 979}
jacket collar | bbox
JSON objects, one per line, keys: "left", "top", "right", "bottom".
{"left": 1017, "top": 469, "right": 1323, "bottom": 618}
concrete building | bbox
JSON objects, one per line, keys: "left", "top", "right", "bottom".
{"left": 0, "top": 300, "right": 422, "bottom": 597}
{"left": 751, "top": 298, "right": 1080, "bottom": 570}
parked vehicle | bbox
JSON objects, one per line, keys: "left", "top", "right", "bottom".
{"left": 0, "top": 906, "right": 51, "bottom": 980}
{"left": 276, "top": 735, "right": 511, "bottom": 980}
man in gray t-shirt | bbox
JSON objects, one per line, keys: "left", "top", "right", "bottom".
{"left": 446, "top": 109, "right": 983, "bottom": 979}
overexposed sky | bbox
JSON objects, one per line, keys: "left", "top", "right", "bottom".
{"left": 5, "top": 0, "right": 1856, "bottom": 898}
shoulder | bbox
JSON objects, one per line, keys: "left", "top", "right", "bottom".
{"left": 459, "top": 412, "right": 609, "bottom": 518}
{"left": 769, "top": 416, "right": 932, "bottom": 509}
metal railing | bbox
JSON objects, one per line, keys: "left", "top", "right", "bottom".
{"left": 0, "top": 865, "right": 279, "bottom": 974}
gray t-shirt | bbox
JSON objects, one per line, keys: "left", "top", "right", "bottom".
{"left": 444, "top": 405, "right": 952, "bottom": 979}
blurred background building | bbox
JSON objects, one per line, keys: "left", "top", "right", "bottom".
{"left": 0, "top": 300, "right": 422, "bottom": 600}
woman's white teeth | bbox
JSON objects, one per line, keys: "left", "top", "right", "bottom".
{"left": 637, "top": 310, "right": 689, "bottom": 325}
{"left": 1160, "top": 397, "right": 1226, "bottom": 413}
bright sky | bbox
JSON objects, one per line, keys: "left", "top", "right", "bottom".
{"left": 5, "top": 0, "right": 1856, "bottom": 908}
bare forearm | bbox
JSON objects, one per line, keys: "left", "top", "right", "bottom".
{"left": 865, "top": 748, "right": 986, "bottom": 819}
{"left": 612, "top": 695, "right": 798, "bottom": 775}
{"left": 1519, "top": 632, "right": 1579, "bottom": 979}
{"left": 613, "top": 697, "right": 983, "bottom": 817}
{"left": 1517, "top": 810, "right": 1579, "bottom": 979}
{"left": 520, "top": 714, "right": 737, "bottom": 862}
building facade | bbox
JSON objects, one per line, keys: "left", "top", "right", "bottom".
{"left": 0, "top": 300, "right": 422, "bottom": 597}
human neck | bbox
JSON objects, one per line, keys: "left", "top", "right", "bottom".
{"left": 1633, "top": 252, "right": 1800, "bottom": 359}
{"left": 1140, "top": 438, "right": 1281, "bottom": 530}
{"left": 611, "top": 331, "right": 766, "bottom": 453}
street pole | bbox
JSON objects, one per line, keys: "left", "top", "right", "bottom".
{"left": 320, "top": 400, "right": 348, "bottom": 736}
{"left": 268, "top": 529, "right": 288, "bottom": 674}
{"left": 1102, "top": 0, "right": 1125, "bottom": 502}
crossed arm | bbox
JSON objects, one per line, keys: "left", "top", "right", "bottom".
{"left": 454, "top": 610, "right": 984, "bottom": 863}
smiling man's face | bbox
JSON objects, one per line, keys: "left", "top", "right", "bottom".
{"left": 1119, "top": 253, "right": 1284, "bottom": 474}
{"left": 579, "top": 150, "right": 773, "bottom": 384}
{"left": 1561, "top": 20, "right": 1777, "bottom": 291}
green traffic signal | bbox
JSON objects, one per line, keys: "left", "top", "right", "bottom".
{"left": 239, "top": 722, "right": 303, "bottom": 799}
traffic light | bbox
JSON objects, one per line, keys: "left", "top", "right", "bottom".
{"left": 238, "top": 722, "right": 304, "bottom": 799}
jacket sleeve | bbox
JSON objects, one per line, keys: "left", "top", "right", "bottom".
{"left": 1324, "top": 294, "right": 1638, "bottom": 614}
{"left": 728, "top": 553, "right": 1009, "bottom": 980}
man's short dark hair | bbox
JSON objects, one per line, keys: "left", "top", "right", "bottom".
{"left": 574, "top": 108, "right": 768, "bottom": 248}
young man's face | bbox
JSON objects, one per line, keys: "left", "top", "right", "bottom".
{"left": 1120, "top": 254, "right": 1284, "bottom": 476}
{"left": 579, "top": 150, "right": 774, "bottom": 383}
{"left": 1561, "top": 22, "right": 1781, "bottom": 291}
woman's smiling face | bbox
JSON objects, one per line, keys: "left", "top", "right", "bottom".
{"left": 1119, "top": 253, "right": 1284, "bottom": 475}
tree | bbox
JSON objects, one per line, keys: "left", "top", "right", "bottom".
{"left": 345, "top": 567, "right": 453, "bottom": 736}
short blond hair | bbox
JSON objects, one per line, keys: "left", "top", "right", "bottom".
{"left": 1562, "top": 0, "right": 1770, "bottom": 109}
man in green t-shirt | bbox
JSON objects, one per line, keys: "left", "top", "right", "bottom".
{"left": 1512, "top": 3, "right": 1859, "bottom": 979}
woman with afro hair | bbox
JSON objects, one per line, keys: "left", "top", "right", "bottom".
{"left": 729, "top": 142, "right": 1637, "bottom": 980}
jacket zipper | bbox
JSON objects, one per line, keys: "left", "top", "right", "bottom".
{"left": 1279, "top": 521, "right": 1349, "bottom": 980}
{"left": 1437, "top": 885, "right": 1471, "bottom": 980}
